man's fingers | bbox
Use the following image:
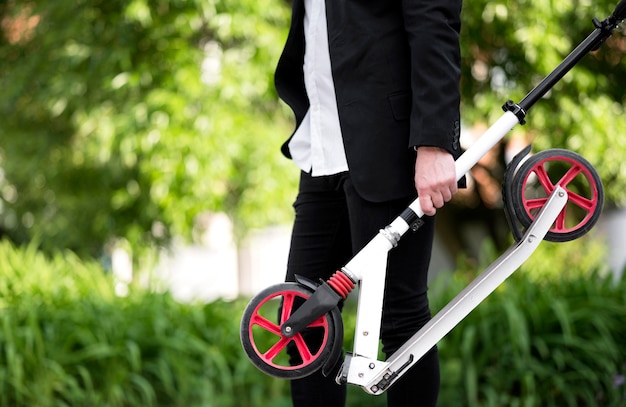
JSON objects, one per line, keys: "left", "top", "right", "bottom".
{"left": 431, "top": 192, "right": 445, "bottom": 209}
{"left": 419, "top": 195, "right": 436, "bottom": 216}
{"left": 419, "top": 184, "right": 456, "bottom": 216}
{"left": 441, "top": 188, "right": 452, "bottom": 204}
{"left": 414, "top": 146, "right": 458, "bottom": 216}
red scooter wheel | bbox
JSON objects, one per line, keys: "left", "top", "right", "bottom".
{"left": 240, "top": 282, "right": 341, "bottom": 379}
{"left": 511, "top": 149, "right": 604, "bottom": 242}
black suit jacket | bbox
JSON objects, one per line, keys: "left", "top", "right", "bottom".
{"left": 275, "top": 0, "right": 462, "bottom": 202}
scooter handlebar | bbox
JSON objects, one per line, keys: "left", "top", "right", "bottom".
{"left": 612, "top": 0, "right": 626, "bottom": 21}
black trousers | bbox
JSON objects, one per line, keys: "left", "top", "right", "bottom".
{"left": 285, "top": 171, "right": 440, "bottom": 407}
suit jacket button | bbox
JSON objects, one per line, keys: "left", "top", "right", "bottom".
{"left": 452, "top": 120, "right": 460, "bottom": 150}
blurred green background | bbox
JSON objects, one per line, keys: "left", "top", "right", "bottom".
{"left": 0, "top": 0, "right": 625, "bottom": 405}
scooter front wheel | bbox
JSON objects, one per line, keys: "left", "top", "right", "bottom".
{"left": 511, "top": 149, "right": 604, "bottom": 242}
{"left": 240, "top": 282, "right": 341, "bottom": 379}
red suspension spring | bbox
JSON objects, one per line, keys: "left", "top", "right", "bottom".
{"left": 327, "top": 271, "right": 355, "bottom": 299}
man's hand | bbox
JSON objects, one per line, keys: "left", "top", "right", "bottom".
{"left": 414, "top": 146, "right": 457, "bottom": 216}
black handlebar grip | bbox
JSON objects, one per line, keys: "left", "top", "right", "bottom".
{"left": 613, "top": 0, "right": 626, "bottom": 21}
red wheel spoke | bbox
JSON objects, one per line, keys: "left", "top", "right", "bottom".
{"left": 557, "top": 164, "right": 583, "bottom": 188}
{"left": 251, "top": 313, "right": 281, "bottom": 335}
{"left": 308, "top": 316, "right": 327, "bottom": 328}
{"left": 292, "top": 333, "right": 314, "bottom": 363}
{"left": 280, "top": 292, "right": 297, "bottom": 324}
{"left": 565, "top": 189, "right": 595, "bottom": 212}
{"left": 263, "top": 336, "right": 291, "bottom": 362}
{"left": 524, "top": 197, "right": 548, "bottom": 211}
{"left": 554, "top": 207, "right": 568, "bottom": 231}
{"left": 533, "top": 165, "right": 555, "bottom": 194}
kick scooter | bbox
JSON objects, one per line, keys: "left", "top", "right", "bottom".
{"left": 240, "top": 1, "right": 624, "bottom": 395}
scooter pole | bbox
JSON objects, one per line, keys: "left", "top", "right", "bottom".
{"left": 518, "top": 0, "right": 626, "bottom": 113}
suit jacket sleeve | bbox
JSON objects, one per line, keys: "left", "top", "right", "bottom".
{"left": 402, "top": 0, "right": 462, "bottom": 158}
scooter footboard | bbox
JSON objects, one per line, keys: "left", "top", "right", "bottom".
{"left": 341, "top": 185, "right": 569, "bottom": 395}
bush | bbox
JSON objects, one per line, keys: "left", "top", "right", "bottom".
{"left": 0, "top": 238, "right": 624, "bottom": 406}
{"left": 0, "top": 239, "right": 289, "bottom": 406}
{"left": 432, "top": 263, "right": 626, "bottom": 406}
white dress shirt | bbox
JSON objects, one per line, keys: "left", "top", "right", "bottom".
{"left": 287, "top": 0, "right": 348, "bottom": 176}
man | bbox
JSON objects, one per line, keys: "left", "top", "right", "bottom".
{"left": 275, "top": 1, "right": 462, "bottom": 406}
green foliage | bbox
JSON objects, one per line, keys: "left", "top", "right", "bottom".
{"left": 1, "top": 0, "right": 625, "bottom": 261}
{"left": 0, "top": 0, "right": 296, "bottom": 258}
{"left": 0, "top": 238, "right": 624, "bottom": 406}
{"left": 518, "top": 234, "right": 610, "bottom": 281}
{"left": 454, "top": 233, "right": 610, "bottom": 283}
{"left": 431, "top": 256, "right": 626, "bottom": 406}
{"left": 0, "top": 239, "right": 290, "bottom": 406}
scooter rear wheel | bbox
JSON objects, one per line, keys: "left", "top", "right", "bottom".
{"left": 240, "top": 282, "right": 340, "bottom": 379}
{"left": 511, "top": 149, "right": 603, "bottom": 242}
